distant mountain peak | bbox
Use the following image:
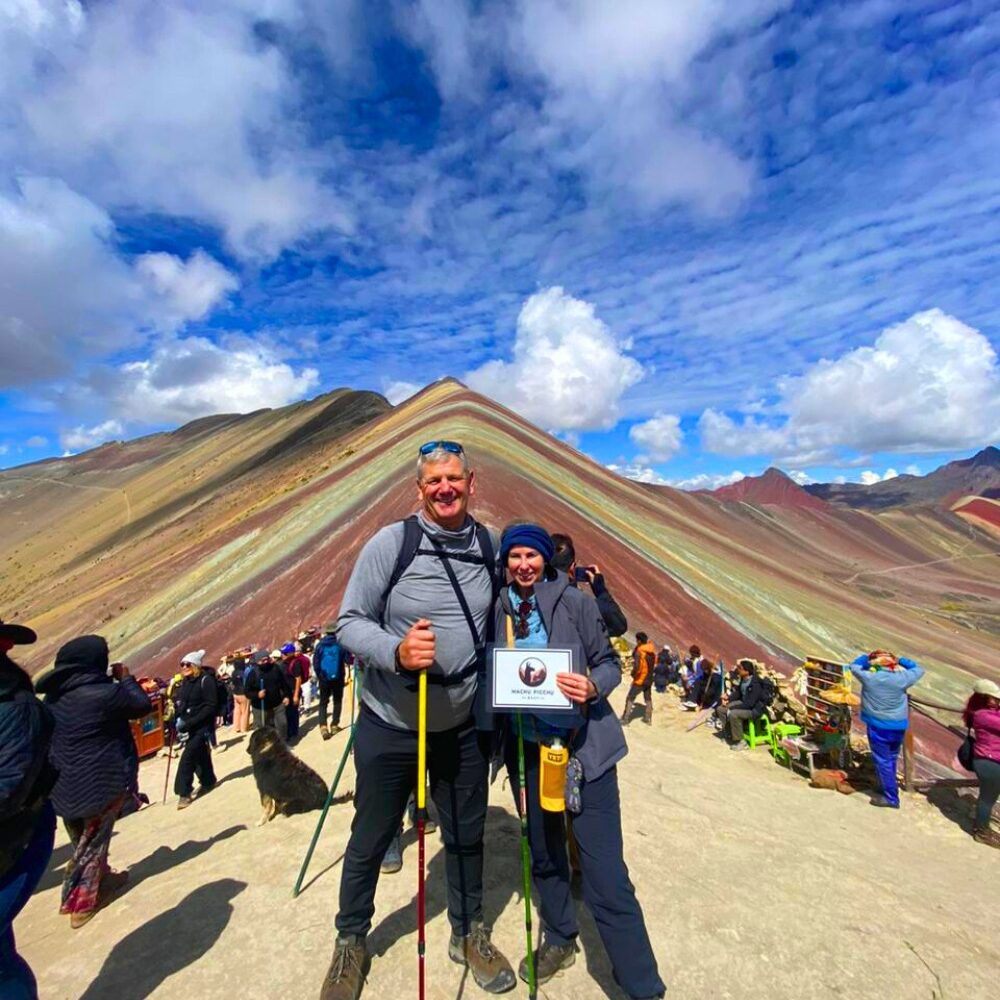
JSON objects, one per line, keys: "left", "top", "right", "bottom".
{"left": 712, "top": 467, "right": 827, "bottom": 510}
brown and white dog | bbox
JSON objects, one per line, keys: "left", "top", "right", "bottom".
{"left": 246, "top": 727, "right": 328, "bottom": 825}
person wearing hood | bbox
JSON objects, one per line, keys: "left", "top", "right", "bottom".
{"left": 173, "top": 650, "right": 219, "bottom": 810}
{"left": 37, "top": 634, "right": 151, "bottom": 928}
{"left": 847, "top": 649, "right": 925, "bottom": 808}
{"left": 1, "top": 620, "right": 56, "bottom": 997}
{"left": 494, "top": 524, "right": 664, "bottom": 1000}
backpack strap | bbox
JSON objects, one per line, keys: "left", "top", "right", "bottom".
{"left": 378, "top": 515, "right": 424, "bottom": 627}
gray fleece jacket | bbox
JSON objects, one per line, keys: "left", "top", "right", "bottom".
{"left": 493, "top": 572, "right": 627, "bottom": 781}
{"left": 336, "top": 512, "right": 495, "bottom": 732}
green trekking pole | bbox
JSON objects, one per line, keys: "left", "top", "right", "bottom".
{"left": 292, "top": 670, "right": 364, "bottom": 897}
{"left": 515, "top": 712, "right": 537, "bottom": 999}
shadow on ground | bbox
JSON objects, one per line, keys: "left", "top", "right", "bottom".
{"left": 78, "top": 878, "right": 247, "bottom": 1000}
{"left": 926, "top": 785, "right": 977, "bottom": 834}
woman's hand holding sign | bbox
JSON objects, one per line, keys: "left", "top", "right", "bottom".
{"left": 556, "top": 672, "right": 597, "bottom": 704}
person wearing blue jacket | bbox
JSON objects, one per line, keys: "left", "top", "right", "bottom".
{"left": 847, "top": 650, "right": 925, "bottom": 808}
{"left": 313, "top": 623, "right": 346, "bottom": 740}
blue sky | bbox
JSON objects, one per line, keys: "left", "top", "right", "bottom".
{"left": 1, "top": 0, "right": 999, "bottom": 489}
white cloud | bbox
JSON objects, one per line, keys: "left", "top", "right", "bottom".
{"left": 60, "top": 419, "right": 124, "bottom": 452}
{"left": 135, "top": 251, "right": 239, "bottom": 327}
{"left": 667, "top": 469, "right": 748, "bottom": 491}
{"left": 629, "top": 413, "right": 683, "bottom": 462}
{"left": 466, "top": 286, "right": 644, "bottom": 432}
{"left": 859, "top": 468, "right": 898, "bottom": 486}
{"left": 904, "top": 464, "right": 921, "bottom": 476}
{"left": 0, "top": 176, "right": 237, "bottom": 387}
{"left": 9, "top": 2, "right": 352, "bottom": 259}
{"left": 789, "top": 470, "right": 814, "bottom": 485}
{"left": 382, "top": 379, "right": 422, "bottom": 405}
{"left": 74, "top": 337, "right": 319, "bottom": 427}
{"left": 698, "top": 310, "right": 1000, "bottom": 459}
{"left": 606, "top": 462, "right": 670, "bottom": 485}
{"left": 25, "top": 435, "right": 48, "bottom": 448}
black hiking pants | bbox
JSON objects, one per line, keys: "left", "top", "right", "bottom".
{"left": 318, "top": 674, "right": 345, "bottom": 729}
{"left": 505, "top": 740, "right": 665, "bottom": 999}
{"left": 174, "top": 727, "right": 216, "bottom": 798}
{"left": 336, "top": 705, "right": 488, "bottom": 938}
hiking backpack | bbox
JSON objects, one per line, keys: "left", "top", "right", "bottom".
{"left": 377, "top": 514, "right": 500, "bottom": 687}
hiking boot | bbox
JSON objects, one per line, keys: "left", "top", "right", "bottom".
{"left": 320, "top": 936, "right": 369, "bottom": 1000}
{"left": 729, "top": 742, "right": 748, "bottom": 752}
{"left": 177, "top": 795, "right": 193, "bottom": 810}
{"left": 973, "top": 825, "right": 1000, "bottom": 849}
{"left": 321, "top": 725, "right": 332, "bottom": 741}
{"left": 330, "top": 724, "right": 342, "bottom": 735}
{"left": 448, "top": 921, "right": 516, "bottom": 993}
{"left": 518, "top": 940, "right": 577, "bottom": 985}
{"left": 380, "top": 833, "right": 402, "bottom": 874}
{"left": 70, "top": 910, "right": 96, "bottom": 930}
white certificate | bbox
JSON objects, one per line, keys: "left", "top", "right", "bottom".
{"left": 492, "top": 648, "right": 574, "bottom": 711}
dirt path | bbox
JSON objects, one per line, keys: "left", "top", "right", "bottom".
{"left": 18, "top": 686, "right": 998, "bottom": 999}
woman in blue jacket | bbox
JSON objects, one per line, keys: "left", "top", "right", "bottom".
{"left": 493, "top": 523, "right": 664, "bottom": 1000}
{"left": 847, "top": 650, "right": 925, "bottom": 808}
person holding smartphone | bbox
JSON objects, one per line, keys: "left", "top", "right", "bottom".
{"left": 550, "top": 534, "right": 627, "bottom": 637}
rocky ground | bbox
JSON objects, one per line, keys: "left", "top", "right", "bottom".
{"left": 18, "top": 683, "right": 998, "bottom": 999}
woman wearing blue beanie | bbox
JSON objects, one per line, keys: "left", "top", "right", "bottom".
{"left": 493, "top": 523, "right": 664, "bottom": 1000}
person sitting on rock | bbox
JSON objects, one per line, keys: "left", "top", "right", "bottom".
{"left": 716, "top": 658, "right": 768, "bottom": 751}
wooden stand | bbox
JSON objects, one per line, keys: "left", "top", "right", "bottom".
{"left": 784, "top": 655, "right": 853, "bottom": 776}
{"left": 130, "top": 695, "right": 165, "bottom": 759}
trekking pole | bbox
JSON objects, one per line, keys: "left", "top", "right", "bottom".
{"left": 416, "top": 669, "right": 428, "bottom": 1000}
{"left": 292, "top": 671, "right": 366, "bottom": 897}
{"left": 161, "top": 725, "right": 174, "bottom": 805}
{"left": 515, "top": 711, "right": 537, "bottom": 999}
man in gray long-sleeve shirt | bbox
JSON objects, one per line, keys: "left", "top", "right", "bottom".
{"left": 320, "top": 441, "right": 515, "bottom": 1000}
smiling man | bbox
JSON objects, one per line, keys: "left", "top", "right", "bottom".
{"left": 324, "top": 441, "right": 513, "bottom": 1000}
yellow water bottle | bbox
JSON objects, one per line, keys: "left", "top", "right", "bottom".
{"left": 539, "top": 738, "right": 569, "bottom": 813}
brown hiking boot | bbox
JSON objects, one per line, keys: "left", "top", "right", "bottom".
{"left": 973, "top": 825, "right": 1000, "bottom": 849}
{"left": 448, "top": 921, "right": 516, "bottom": 993}
{"left": 321, "top": 725, "right": 332, "bottom": 740}
{"left": 320, "top": 936, "right": 369, "bottom": 1000}
{"left": 518, "top": 939, "right": 577, "bottom": 984}
{"left": 176, "top": 795, "right": 193, "bottom": 810}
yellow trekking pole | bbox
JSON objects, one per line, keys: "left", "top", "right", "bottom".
{"left": 416, "top": 669, "right": 428, "bottom": 1000}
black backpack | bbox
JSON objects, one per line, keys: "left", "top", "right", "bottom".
{"left": 378, "top": 515, "right": 499, "bottom": 688}
{"left": 759, "top": 675, "right": 777, "bottom": 707}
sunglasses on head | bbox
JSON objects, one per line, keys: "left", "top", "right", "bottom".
{"left": 514, "top": 600, "right": 532, "bottom": 640}
{"left": 418, "top": 440, "right": 464, "bottom": 456}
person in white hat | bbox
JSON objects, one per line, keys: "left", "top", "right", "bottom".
{"left": 963, "top": 678, "right": 1000, "bottom": 848}
{"left": 173, "top": 651, "right": 218, "bottom": 809}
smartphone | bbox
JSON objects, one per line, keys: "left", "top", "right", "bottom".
{"left": 574, "top": 567, "right": 591, "bottom": 582}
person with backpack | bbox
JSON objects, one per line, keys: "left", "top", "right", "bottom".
{"left": 313, "top": 623, "right": 346, "bottom": 740}
{"left": 320, "top": 440, "right": 515, "bottom": 1000}
{"left": 173, "top": 650, "right": 219, "bottom": 809}
{"left": 716, "top": 658, "right": 770, "bottom": 751}
{"left": 622, "top": 632, "right": 656, "bottom": 725}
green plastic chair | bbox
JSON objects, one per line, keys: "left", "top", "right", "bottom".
{"left": 743, "top": 715, "right": 772, "bottom": 749}
{"left": 768, "top": 722, "right": 803, "bottom": 764}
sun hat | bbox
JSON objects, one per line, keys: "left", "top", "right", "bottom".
{"left": 324, "top": 621, "right": 337, "bottom": 634}
{"left": 0, "top": 619, "right": 37, "bottom": 647}
{"left": 973, "top": 678, "right": 1000, "bottom": 698}
{"left": 271, "top": 649, "right": 283, "bottom": 660}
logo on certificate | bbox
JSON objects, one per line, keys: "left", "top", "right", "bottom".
{"left": 492, "top": 648, "right": 574, "bottom": 711}
{"left": 518, "top": 658, "right": 547, "bottom": 688}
